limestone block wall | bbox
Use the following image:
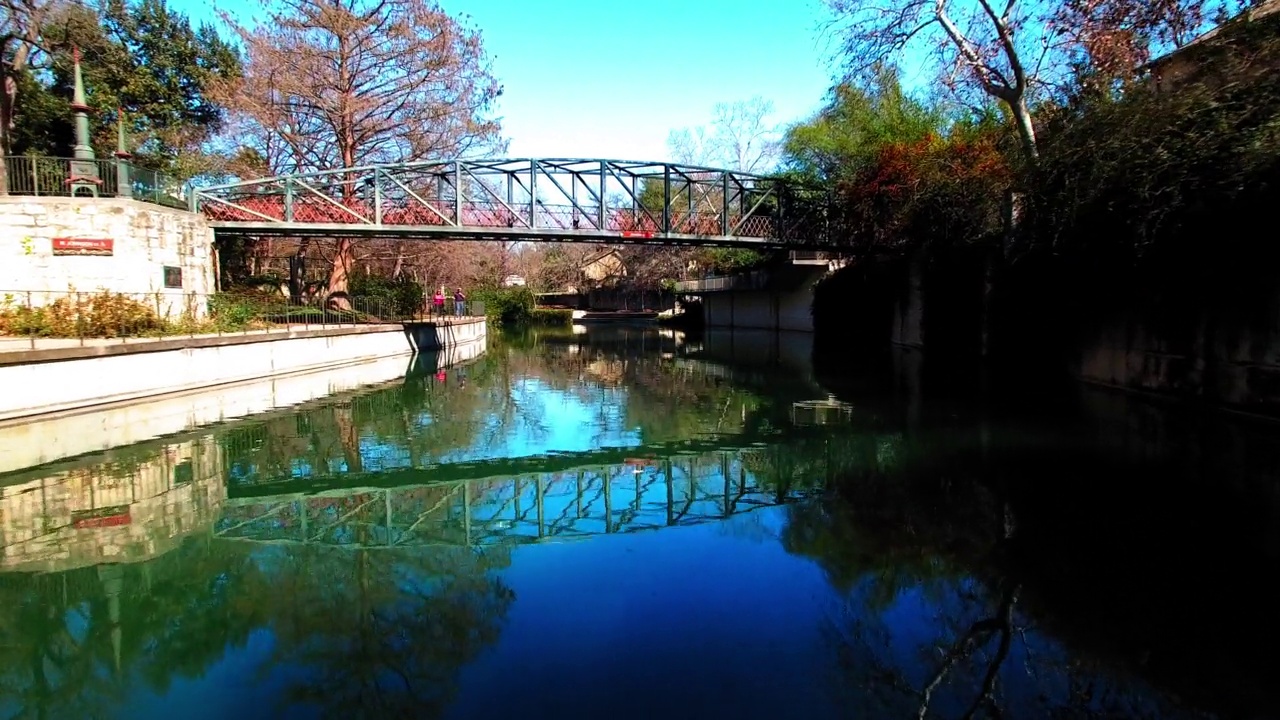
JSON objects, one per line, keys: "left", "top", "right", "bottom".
{"left": 0, "top": 197, "right": 215, "bottom": 318}
{"left": 0, "top": 436, "right": 225, "bottom": 573}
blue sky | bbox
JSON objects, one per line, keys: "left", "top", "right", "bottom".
{"left": 172, "top": 0, "right": 840, "bottom": 162}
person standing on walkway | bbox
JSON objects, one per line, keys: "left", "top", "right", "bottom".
{"left": 433, "top": 288, "right": 445, "bottom": 316}
{"left": 453, "top": 287, "right": 466, "bottom": 316}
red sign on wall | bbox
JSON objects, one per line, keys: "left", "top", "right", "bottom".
{"left": 71, "top": 506, "right": 132, "bottom": 529}
{"left": 52, "top": 237, "right": 114, "bottom": 256}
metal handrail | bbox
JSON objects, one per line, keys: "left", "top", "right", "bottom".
{"left": 2, "top": 155, "right": 186, "bottom": 209}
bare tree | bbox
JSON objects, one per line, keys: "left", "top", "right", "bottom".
{"left": 0, "top": 0, "right": 57, "bottom": 194}
{"left": 1052, "top": 0, "right": 1239, "bottom": 82}
{"left": 219, "top": 0, "right": 505, "bottom": 301}
{"left": 824, "top": 0, "right": 1242, "bottom": 161}
{"left": 667, "top": 96, "right": 781, "bottom": 172}
{"left": 826, "top": 0, "right": 1051, "bottom": 160}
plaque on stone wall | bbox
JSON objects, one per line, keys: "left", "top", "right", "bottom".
{"left": 163, "top": 266, "right": 183, "bottom": 288}
{"left": 52, "top": 237, "right": 114, "bottom": 256}
{"left": 71, "top": 505, "right": 132, "bottom": 529}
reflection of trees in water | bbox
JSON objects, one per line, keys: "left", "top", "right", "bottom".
{"left": 262, "top": 544, "right": 513, "bottom": 719}
{"left": 219, "top": 333, "right": 800, "bottom": 489}
{"left": 0, "top": 537, "right": 271, "bottom": 718}
{"left": 781, "top": 428, "right": 1217, "bottom": 719}
{"left": 0, "top": 534, "right": 514, "bottom": 719}
{"left": 505, "top": 327, "right": 791, "bottom": 442}
{"left": 219, "top": 352, "right": 514, "bottom": 483}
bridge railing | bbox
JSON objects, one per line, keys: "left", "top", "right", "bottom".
{"left": 193, "top": 159, "right": 834, "bottom": 245}
{"left": 2, "top": 155, "right": 185, "bottom": 209}
{"left": 0, "top": 289, "right": 485, "bottom": 345}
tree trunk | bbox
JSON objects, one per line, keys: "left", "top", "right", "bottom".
{"left": 328, "top": 237, "right": 355, "bottom": 309}
{"left": 289, "top": 239, "right": 311, "bottom": 302}
{"left": 1011, "top": 97, "right": 1039, "bottom": 161}
{"left": 327, "top": 105, "right": 358, "bottom": 309}
{"left": 391, "top": 242, "right": 404, "bottom": 279}
{"left": 0, "top": 76, "right": 13, "bottom": 197}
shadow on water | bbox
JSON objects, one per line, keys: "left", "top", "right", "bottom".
{"left": 0, "top": 329, "right": 1274, "bottom": 718}
{"left": 810, "top": 345, "right": 1280, "bottom": 719}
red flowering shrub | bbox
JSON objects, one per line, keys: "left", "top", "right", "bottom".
{"left": 832, "top": 131, "right": 1012, "bottom": 255}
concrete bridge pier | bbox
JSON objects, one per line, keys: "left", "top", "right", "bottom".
{"left": 676, "top": 258, "right": 833, "bottom": 333}
{"left": 401, "top": 317, "right": 487, "bottom": 352}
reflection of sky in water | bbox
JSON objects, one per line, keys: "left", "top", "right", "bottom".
{"left": 442, "top": 377, "right": 642, "bottom": 460}
{"left": 358, "top": 377, "right": 643, "bottom": 473}
{"left": 226, "top": 374, "right": 649, "bottom": 484}
{"left": 103, "top": 503, "right": 1188, "bottom": 720}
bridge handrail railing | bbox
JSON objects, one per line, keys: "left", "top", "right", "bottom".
{"left": 2, "top": 155, "right": 185, "bottom": 209}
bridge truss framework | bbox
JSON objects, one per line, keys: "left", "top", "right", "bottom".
{"left": 193, "top": 158, "right": 832, "bottom": 248}
{"left": 213, "top": 451, "right": 810, "bottom": 549}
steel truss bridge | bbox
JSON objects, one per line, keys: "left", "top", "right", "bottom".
{"left": 214, "top": 441, "right": 835, "bottom": 549}
{"left": 193, "top": 158, "right": 832, "bottom": 248}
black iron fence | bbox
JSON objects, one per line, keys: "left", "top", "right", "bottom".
{"left": 0, "top": 289, "right": 487, "bottom": 346}
{"left": 1, "top": 156, "right": 186, "bottom": 209}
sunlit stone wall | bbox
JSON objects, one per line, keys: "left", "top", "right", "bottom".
{"left": 0, "top": 197, "right": 215, "bottom": 318}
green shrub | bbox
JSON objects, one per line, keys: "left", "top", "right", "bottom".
{"left": 350, "top": 273, "right": 425, "bottom": 317}
{"left": 0, "top": 292, "right": 165, "bottom": 338}
{"left": 208, "top": 293, "right": 265, "bottom": 329}
{"left": 476, "top": 286, "right": 535, "bottom": 325}
{"left": 530, "top": 308, "right": 573, "bottom": 326}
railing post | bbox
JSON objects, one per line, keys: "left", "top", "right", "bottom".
{"left": 687, "top": 175, "right": 693, "bottom": 229}
{"left": 662, "top": 164, "right": 671, "bottom": 236}
{"left": 529, "top": 160, "right": 538, "bottom": 229}
{"left": 721, "top": 172, "right": 730, "bottom": 236}
{"left": 284, "top": 178, "right": 294, "bottom": 222}
{"left": 453, "top": 160, "right": 462, "bottom": 225}
{"left": 115, "top": 160, "right": 132, "bottom": 198}
{"left": 598, "top": 160, "right": 607, "bottom": 230}
{"left": 373, "top": 168, "right": 382, "bottom": 225}
{"left": 31, "top": 157, "right": 39, "bottom": 196}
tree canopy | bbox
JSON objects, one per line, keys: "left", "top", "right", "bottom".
{"left": 821, "top": 0, "right": 1250, "bottom": 159}
{"left": 6, "top": 0, "right": 240, "bottom": 177}
{"left": 219, "top": 0, "right": 504, "bottom": 176}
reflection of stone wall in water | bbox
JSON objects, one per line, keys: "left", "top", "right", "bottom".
{"left": 0, "top": 437, "right": 225, "bottom": 573}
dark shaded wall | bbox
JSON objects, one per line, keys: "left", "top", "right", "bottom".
{"left": 814, "top": 251, "right": 1280, "bottom": 416}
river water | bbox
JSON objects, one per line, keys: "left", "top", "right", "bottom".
{"left": 0, "top": 326, "right": 1275, "bottom": 719}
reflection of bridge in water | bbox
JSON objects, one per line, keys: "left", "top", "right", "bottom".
{"left": 216, "top": 438, "right": 836, "bottom": 548}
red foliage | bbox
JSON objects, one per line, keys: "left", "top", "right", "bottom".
{"left": 833, "top": 133, "right": 1012, "bottom": 253}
